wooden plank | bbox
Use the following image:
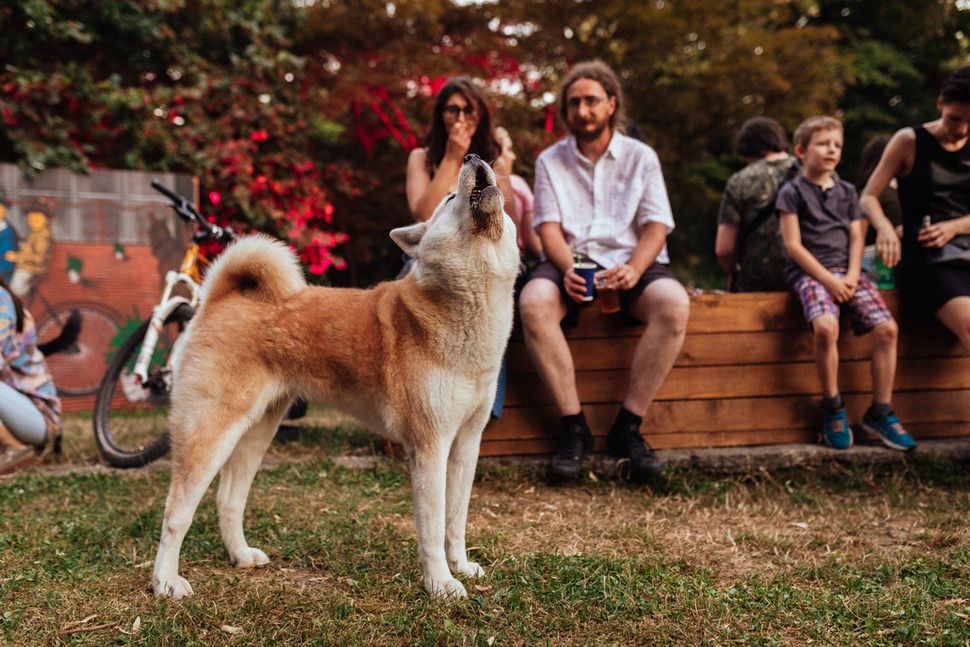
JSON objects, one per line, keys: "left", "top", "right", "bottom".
{"left": 508, "top": 328, "right": 965, "bottom": 373}
{"left": 503, "top": 357, "right": 970, "bottom": 404}
{"left": 488, "top": 290, "right": 968, "bottom": 457}
{"left": 484, "top": 390, "right": 970, "bottom": 441}
{"left": 526, "top": 290, "right": 904, "bottom": 339}
{"left": 478, "top": 422, "right": 970, "bottom": 456}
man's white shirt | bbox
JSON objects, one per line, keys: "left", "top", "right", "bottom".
{"left": 532, "top": 132, "right": 675, "bottom": 268}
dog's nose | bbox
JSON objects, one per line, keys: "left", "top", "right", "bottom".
{"left": 464, "top": 153, "right": 480, "bottom": 163}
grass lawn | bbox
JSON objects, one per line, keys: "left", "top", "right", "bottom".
{"left": 2, "top": 411, "right": 969, "bottom": 645}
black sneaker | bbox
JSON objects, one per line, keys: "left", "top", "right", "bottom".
{"left": 548, "top": 425, "right": 593, "bottom": 481}
{"left": 606, "top": 421, "right": 663, "bottom": 480}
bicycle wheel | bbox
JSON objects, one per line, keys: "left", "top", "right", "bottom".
{"left": 93, "top": 304, "right": 194, "bottom": 468}
{"left": 37, "top": 304, "right": 120, "bottom": 397}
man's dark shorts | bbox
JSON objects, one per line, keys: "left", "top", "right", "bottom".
{"left": 523, "top": 260, "right": 679, "bottom": 328}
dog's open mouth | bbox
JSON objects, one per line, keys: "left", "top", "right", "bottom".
{"left": 469, "top": 164, "right": 493, "bottom": 207}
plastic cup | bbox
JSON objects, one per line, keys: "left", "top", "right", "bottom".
{"left": 594, "top": 270, "right": 620, "bottom": 313}
{"left": 573, "top": 262, "right": 597, "bottom": 302}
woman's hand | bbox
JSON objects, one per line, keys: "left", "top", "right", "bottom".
{"left": 918, "top": 219, "right": 958, "bottom": 248}
{"left": 875, "top": 225, "right": 902, "bottom": 267}
{"left": 493, "top": 145, "right": 515, "bottom": 177}
{"left": 444, "top": 121, "right": 472, "bottom": 163}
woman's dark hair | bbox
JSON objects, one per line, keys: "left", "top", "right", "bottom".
{"left": 424, "top": 77, "right": 500, "bottom": 174}
{"left": 858, "top": 134, "right": 891, "bottom": 189}
{"left": 558, "top": 60, "right": 625, "bottom": 132}
{"left": 940, "top": 65, "right": 970, "bottom": 104}
{"left": 0, "top": 276, "right": 25, "bottom": 333}
{"left": 735, "top": 117, "right": 790, "bottom": 158}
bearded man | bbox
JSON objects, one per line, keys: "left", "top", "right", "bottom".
{"left": 518, "top": 60, "right": 690, "bottom": 482}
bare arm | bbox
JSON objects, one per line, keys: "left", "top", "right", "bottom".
{"left": 843, "top": 219, "right": 865, "bottom": 293}
{"left": 491, "top": 146, "right": 518, "bottom": 223}
{"left": 601, "top": 221, "right": 668, "bottom": 291}
{"left": 779, "top": 212, "right": 853, "bottom": 303}
{"left": 406, "top": 148, "right": 463, "bottom": 222}
{"left": 860, "top": 128, "right": 915, "bottom": 267}
{"left": 519, "top": 207, "right": 543, "bottom": 258}
{"left": 714, "top": 223, "right": 739, "bottom": 273}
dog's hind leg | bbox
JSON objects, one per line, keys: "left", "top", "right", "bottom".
{"left": 217, "top": 399, "right": 288, "bottom": 569}
{"left": 410, "top": 440, "right": 467, "bottom": 599}
{"left": 152, "top": 392, "right": 275, "bottom": 600}
{"left": 445, "top": 403, "right": 490, "bottom": 580}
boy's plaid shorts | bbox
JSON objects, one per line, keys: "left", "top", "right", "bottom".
{"left": 793, "top": 269, "right": 893, "bottom": 335}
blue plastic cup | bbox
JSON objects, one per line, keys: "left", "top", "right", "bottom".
{"left": 574, "top": 262, "right": 597, "bottom": 302}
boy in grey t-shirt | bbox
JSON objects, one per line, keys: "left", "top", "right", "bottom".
{"left": 776, "top": 116, "right": 915, "bottom": 452}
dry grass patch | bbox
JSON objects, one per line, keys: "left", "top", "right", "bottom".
{"left": 2, "top": 412, "right": 969, "bottom": 644}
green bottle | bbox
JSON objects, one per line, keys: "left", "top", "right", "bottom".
{"left": 874, "top": 253, "right": 895, "bottom": 290}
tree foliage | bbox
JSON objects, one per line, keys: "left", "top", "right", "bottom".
{"left": 2, "top": 0, "right": 969, "bottom": 286}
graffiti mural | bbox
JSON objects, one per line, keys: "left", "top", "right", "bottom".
{"left": 0, "top": 165, "right": 195, "bottom": 412}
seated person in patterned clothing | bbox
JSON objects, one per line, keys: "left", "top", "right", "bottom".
{"left": 715, "top": 117, "right": 798, "bottom": 292}
{"left": 777, "top": 116, "right": 915, "bottom": 453}
{"left": 0, "top": 278, "right": 62, "bottom": 474}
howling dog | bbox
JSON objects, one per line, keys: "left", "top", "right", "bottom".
{"left": 151, "top": 154, "right": 519, "bottom": 600}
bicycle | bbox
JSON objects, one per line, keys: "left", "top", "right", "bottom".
{"left": 31, "top": 290, "right": 121, "bottom": 397}
{"left": 92, "top": 181, "right": 234, "bottom": 468}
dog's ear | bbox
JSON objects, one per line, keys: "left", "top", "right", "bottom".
{"left": 390, "top": 222, "right": 427, "bottom": 258}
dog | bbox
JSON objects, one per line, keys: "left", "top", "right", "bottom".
{"left": 151, "top": 154, "right": 519, "bottom": 600}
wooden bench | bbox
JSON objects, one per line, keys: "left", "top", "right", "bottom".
{"left": 481, "top": 291, "right": 970, "bottom": 457}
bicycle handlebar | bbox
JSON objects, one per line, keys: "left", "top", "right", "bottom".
{"left": 150, "top": 180, "right": 234, "bottom": 244}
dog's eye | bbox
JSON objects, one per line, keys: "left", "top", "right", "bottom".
{"left": 445, "top": 193, "right": 456, "bottom": 203}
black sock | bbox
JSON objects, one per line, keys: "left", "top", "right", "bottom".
{"left": 561, "top": 412, "right": 589, "bottom": 435}
{"left": 613, "top": 406, "right": 642, "bottom": 431}
{"left": 822, "top": 394, "right": 844, "bottom": 412}
{"left": 870, "top": 401, "right": 893, "bottom": 418}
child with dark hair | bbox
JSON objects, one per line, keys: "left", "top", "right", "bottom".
{"left": 860, "top": 65, "right": 970, "bottom": 353}
{"left": 716, "top": 117, "right": 798, "bottom": 291}
{"left": 778, "top": 116, "right": 914, "bottom": 452}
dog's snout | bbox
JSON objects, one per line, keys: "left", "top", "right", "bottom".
{"left": 464, "top": 153, "right": 480, "bottom": 164}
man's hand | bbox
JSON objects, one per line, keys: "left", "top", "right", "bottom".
{"left": 824, "top": 276, "right": 854, "bottom": 303}
{"left": 918, "top": 219, "right": 958, "bottom": 248}
{"left": 598, "top": 263, "right": 642, "bottom": 291}
{"left": 875, "top": 225, "right": 901, "bottom": 267}
{"left": 564, "top": 267, "right": 590, "bottom": 302}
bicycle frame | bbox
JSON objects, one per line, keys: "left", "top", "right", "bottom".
{"left": 131, "top": 243, "right": 207, "bottom": 385}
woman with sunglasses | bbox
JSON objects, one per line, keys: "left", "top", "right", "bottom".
{"left": 406, "top": 77, "right": 517, "bottom": 224}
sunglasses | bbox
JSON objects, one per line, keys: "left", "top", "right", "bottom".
{"left": 443, "top": 104, "right": 477, "bottom": 118}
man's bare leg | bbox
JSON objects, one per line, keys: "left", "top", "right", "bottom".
{"left": 606, "top": 278, "right": 689, "bottom": 479}
{"left": 518, "top": 278, "right": 579, "bottom": 415}
{"left": 623, "top": 278, "right": 690, "bottom": 415}
{"left": 519, "top": 278, "right": 591, "bottom": 480}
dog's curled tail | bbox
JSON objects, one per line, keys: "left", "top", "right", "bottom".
{"left": 201, "top": 234, "right": 306, "bottom": 306}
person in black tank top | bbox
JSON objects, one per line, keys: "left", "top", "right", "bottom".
{"left": 860, "top": 66, "right": 970, "bottom": 353}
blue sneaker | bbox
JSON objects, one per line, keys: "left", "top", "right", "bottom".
{"left": 822, "top": 407, "right": 852, "bottom": 449}
{"left": 862, "top": 410, "right": 916, "bottom": 452}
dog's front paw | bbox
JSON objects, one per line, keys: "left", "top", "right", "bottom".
{"left": 451, "top": 560, "right": 485, "bottom": 579}
{"left": 152, "top": 574, "right": 194, "bottom": 600}
{"left": 230, "top": 547, "right": 270, "bottom": 569}
{"left": 425, "top": 576, "right": 467, "bottom": 599}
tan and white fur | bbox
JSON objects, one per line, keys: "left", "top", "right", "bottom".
{"left": 151, "top": 155, "right": 519, "bottom": 600}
